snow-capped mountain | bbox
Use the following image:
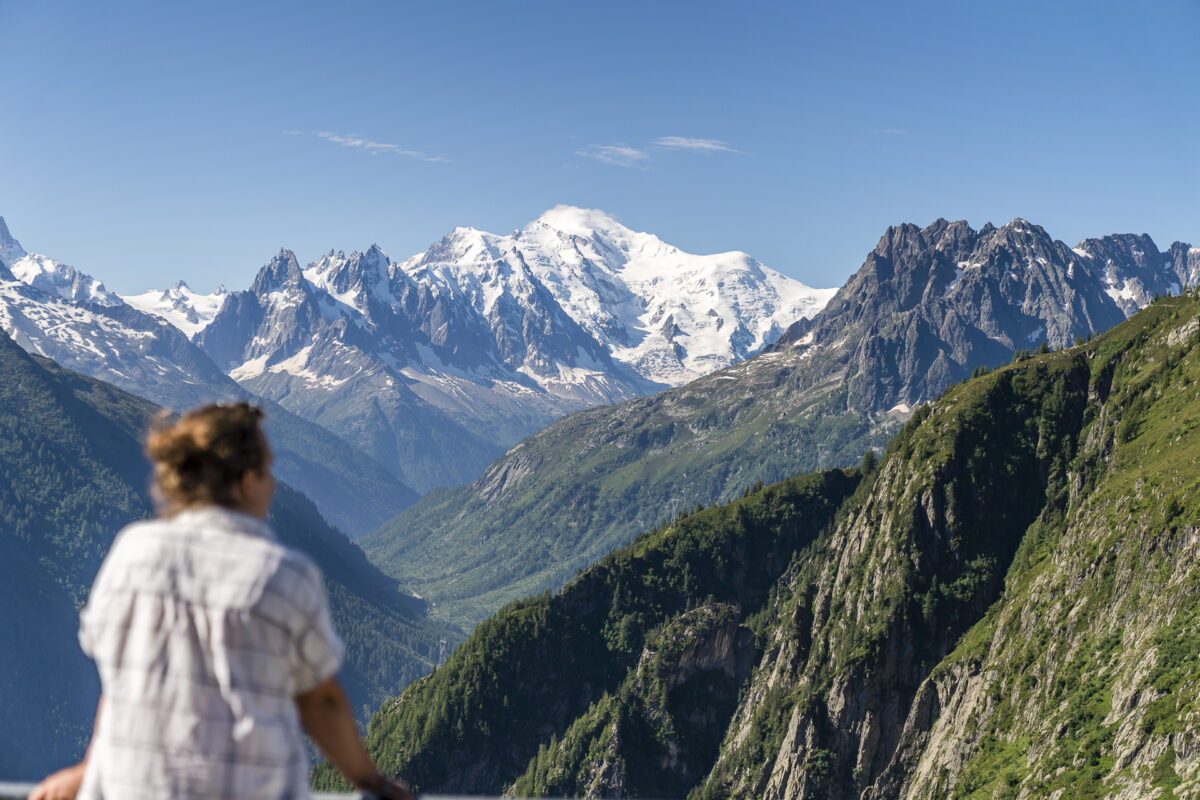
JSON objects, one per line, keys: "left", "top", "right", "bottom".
{"left": 510, "top": 206, "right": 836, "bottom": 384}
{"left": 0, "top": 216, "right": 417, "bottom": 535}
{"left": 396, "top": 225, "right": 645, "bottom": 401}
{"left": 122, "top": 281, "right": 229, "bottom": 338}
{"left": 1, "top": 220, "right": 123, "bottom": 309}
{"left": 0, "top": 216, "right": 26, "bottom": 267}
{"left": 175, "top": 208, "right": 833, "bottom": 491}
{"left": 9, "top": 254, "right": 123, "bottom": 308}
{"left": 196, "top": 245, "right": 640, "bottom": 493}
{"left": 148, "top": 207, "right": 833, "bottom": 388}
{"left": 0, "top": 256, "right": 233, "bottom": 410}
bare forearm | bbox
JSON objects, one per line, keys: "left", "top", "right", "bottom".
{"left": 29, "top": 696, "right": 102, "bottom": 800}
{"left": 295, "top": 679, "right": 383, "bottom": 790}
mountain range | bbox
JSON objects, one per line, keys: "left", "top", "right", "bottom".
{"left": 0, "top": 208, "right": 831, "bottom": 501}
{"left": 362, "top": 218, "right": 1198, "bottom": 627}
{"left": 344, "top": 288, "right": 1200, "bottom": 800}
{"left": 0, "top": 220, "right": 416, "bottom": 536}
{"left": 149, "top": 206, "right": 832, "bottom": 491}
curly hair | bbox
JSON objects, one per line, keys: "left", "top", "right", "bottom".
{"left": 145, "top": 402, "right": 269, "bottom": 515}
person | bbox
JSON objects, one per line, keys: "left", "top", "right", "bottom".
{"left": 29, "top": 402, "right": 413, "bottom": 800}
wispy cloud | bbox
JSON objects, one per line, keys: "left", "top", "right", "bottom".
{"left": 575, "top": 144, "right": 651, "bottom": 168}
{"left": 654, "top": 136, "right": 739, "bottom": 153}
{"left": 313, "top": 131, "right": 452, "bottom": 163}
{"left": 876, "top": 128, "right": 908, "bottom": 136}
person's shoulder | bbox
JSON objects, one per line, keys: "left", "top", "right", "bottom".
{"left": 269, "top": 543, "right": 325, "bottom": 590}
{"left": 84, "top": 517, "right": 166, "bottom": 602}
{"left": 102, "top": 517, "right": 168, "bottom": 561}
{"left": 261, "top": 544, "right": 332, "bottom": 621}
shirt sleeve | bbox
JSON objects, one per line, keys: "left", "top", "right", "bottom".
{"left": 285, "top": 555, "right": 345, "bottom": 695}
{"left": 78, "top": 526, "right": 134, "bottom": 658}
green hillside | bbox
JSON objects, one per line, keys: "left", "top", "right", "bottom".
{"left": 349, "top": 291, "right": 1200, "bottom": 799}
{"left": 0, "top": 330, "right": 457, "bottom": 779}
{"left": 363, "top": 370, "right": 890, "bottom": 629}
{"left": 316, "top": 466, "right": 861, "bottom": 794}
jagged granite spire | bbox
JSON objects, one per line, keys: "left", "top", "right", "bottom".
{"left": 0, "top": 216, "right": 28, "bottom": 268}
{"left": 249, "top": 249, "right": 306, "bottom": 295}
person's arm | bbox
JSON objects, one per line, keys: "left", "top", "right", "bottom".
{"left": 295, "top": 678, "right": 414, "bottom": 800}
{"left": 28, "top": 696, "right": 102, "bottom": 800}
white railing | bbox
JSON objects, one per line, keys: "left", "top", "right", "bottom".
{"left": 0, "top": 789, "right": 363, "bottom": 800}
{"left": 0, "top": 787, "right": 572, "bottom": 800}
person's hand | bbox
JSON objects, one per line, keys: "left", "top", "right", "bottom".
{"left": 361, "top": 773, "right": 414, "bottom": 800}
{"left": 28, "top": 763, "right": 86, "bottom": 800}
{"left": 380, "top": 778, "right": 415, "bottom": 800}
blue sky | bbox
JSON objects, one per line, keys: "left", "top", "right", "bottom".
{"left": 2, "top": 0, "right": 1197, "bottom": 293}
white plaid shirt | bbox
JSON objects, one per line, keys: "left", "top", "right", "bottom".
{"left": 76, "top": 506, "right": 344, "bottom": 800}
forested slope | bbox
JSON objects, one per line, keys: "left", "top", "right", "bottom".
{"left": 351, "top": 290, "right": 1200, "bottom": 799}
{"left": 317, "top": 467, "right": 862, "bottom": 794}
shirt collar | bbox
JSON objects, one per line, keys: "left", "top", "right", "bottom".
{"left": 171, "top": 505, "right": 278, "bottom": 542}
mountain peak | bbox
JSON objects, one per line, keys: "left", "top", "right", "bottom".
{"left": 528, "top": 205, "right": 631, "bottom": 240}
{"left": 998, "top": 217, "right": 1049, "bottom": 237}
{"left": 251, "top": 249, "right": 304, "bottom": 295}
{"left": 0, "top": 216, "right": 28, "bottom": 266}
{"left": 9, "top": 254, "right": 123, "bottom": 307}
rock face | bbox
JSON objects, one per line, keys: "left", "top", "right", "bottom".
{"left": 794, "top": 218, "right": 1123, "bottom": 406}
{"left": 357, "top": 291, "right": 1200, "bottom": 800}
{"left": 364, "top": 218, "right": 1193, "bottom": 629}
{"left": 509, "top": 604, "right": 756, "bottom": 799}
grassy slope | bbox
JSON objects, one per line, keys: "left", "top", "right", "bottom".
{"left": 698, "top": 343, "right": 1093, "bottom": 798}
{"left": 697, "top": 292, "right": 1200, "bottom": 799}
{"left": 892, "top": 293, "right": 1200, "bottom": 799}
